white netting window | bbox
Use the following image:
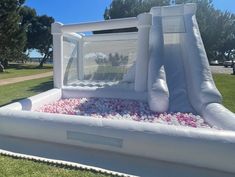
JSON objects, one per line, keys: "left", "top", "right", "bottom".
{"left": 161, "top": 5, "right": 186, "bottom": 34}
{"left": 162, "top": 15, "right": 186, "bottom": 33}
{"left": 63, "top": 32, "right": 137, "bottom": 88}
{"left": 63, "top": 34, "right": 79, "bottom": 85}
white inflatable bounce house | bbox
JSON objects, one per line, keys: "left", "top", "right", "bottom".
{"left": 0, "top": 3, "right": 235, "bottom": 177}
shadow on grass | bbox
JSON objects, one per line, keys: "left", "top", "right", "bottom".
{"left": 8, "top": 63, "right": 52, "bottom": 70}
{"left": 11, "top": 98, "right": 28, "bottom": 103}
{"left": 28, "top": 80, "right": 54, "bottom": 93}
{"left": 0, "top": 97, "right": 28, "bottom": 107}
{"left": 0, "top": 80, "right": 53, "bottom": 107}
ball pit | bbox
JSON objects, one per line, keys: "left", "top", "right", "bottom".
{"left": 36, "top": 98, "right": 216, "bottom": 129}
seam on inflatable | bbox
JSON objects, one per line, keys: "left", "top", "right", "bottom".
{"left": 201, "top": 101, "right": 221, "bottom": 116}
{"left": 0, "top": 149, "right": 134, "bottom": 177}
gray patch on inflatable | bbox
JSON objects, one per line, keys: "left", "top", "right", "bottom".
{"left": 67, "top": 131, "right": 123, "bottom": 148}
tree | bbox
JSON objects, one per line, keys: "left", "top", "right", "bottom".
{"left": 95, "top": 53, "right": 129, "bottom": 66}
{"left": 104, "top": 0, "right": 170, "bottom": 19}
{"left": 0, "top": 0, "right": 27, "bottom": 68}
{"left": 215, "top": 12, "right": 235, "bottom": 61}
{"left": 94, "top": 0, "right": 170, "bottom": 34}
{"left": 175, "top": 0, "right": 235, "bottom": 61}
{"left": 20, "top": 7, "right": 54, "bottom": 68}
{"left": 0, "top": 62, "right": 4, "bottom": 72}
{"left": 19, "top": 6, "right": 36, "bottom": 52}
{"left": 28, "top": 15, "right": 54, "bottom": 68}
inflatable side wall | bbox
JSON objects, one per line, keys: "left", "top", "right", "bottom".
{"left": 180, "top": 4, "right": 235, "bottom": 130}
{"left": 180, "top": 4, "right": 222, "bottom": 113}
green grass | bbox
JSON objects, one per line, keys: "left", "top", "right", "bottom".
{"left": 213, "top": 73, "right": 235, "bottom": 112}
{"left": 0, "top": 63, "right": 53, "bottom": 80}
{"left": 0, "top": 73, "right": 234, "bottom": 176}
{"left": 0, "top": 155, "right": 111, "bottom": 177}
{"left": 0, "top": 77, "right": 53, "bottom": 106}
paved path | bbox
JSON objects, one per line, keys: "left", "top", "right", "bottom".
{"left": 210, "top": 66, "right": 233, "bottom": 74}
{"left": 0, "top": 66, "right": 231, "bottom": 86}
{"left": 0, "top": 71, "right": 53, "bottom": 86}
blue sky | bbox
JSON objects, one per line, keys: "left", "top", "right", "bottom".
{"left": 25, "top": 0, "right": 235, "bottom": 57}
{"left": 25, "top": 0, "right": 113, "bottom": 24}
{"left": 25, "top": 0, "right": 235, "bottom": 24}
{"left": 213, "top": 0, "right": 235, "bottom": 13}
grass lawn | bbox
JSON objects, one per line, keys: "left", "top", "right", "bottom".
{"left": 213, "top": 73, "right": 235, "bottom": 113}
{"left": 0, "top": 73, "right": 234, "bottom": 176}
{"left": 0, "top": 155, "right": 111, "bottom": 177}
{"left": 0, "top": 63, "right": 53, "bottom": 80}
{"left": 0, "top": 77, "right": 53, "bottom": 106}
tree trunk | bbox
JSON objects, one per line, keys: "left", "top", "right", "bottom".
{"left": 38, "top": 54, "right": 48, "bottom": 68}
{"left": 0, "top": 64, "right": 4, "bottom": 72}
{"left": 3, "top": 59, "right": 8, "bottom": 68}
{"left": 223, "top": 50, "right": 231, "bottom": 60}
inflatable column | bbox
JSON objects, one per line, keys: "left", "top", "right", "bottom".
{"left": 52, "top": 22, "right": 64, "bottom": 88}
{"left": 134, "top": 13, "right": 152, "bottom": 92}
{"left": 78, "top": 34, "right": 84, "bottom": 80}
{"left": 148, "top": 7, "right": 169, "bottom": 112}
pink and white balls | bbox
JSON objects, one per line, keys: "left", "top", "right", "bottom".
{"left": 36, "top": 98, "right": 216, "bottom": 129}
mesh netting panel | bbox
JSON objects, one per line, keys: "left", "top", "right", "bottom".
{"left": 162, "top": 15, "right": 186, "bottom": 33}
{"left": 82, "top": 37, "right": 137, "bottom": 82}
{"left": 63, "top": 35, "right": 79, "bottom": 85}
{"left": 62, "top": 33, "right": 137, "bottom": 88}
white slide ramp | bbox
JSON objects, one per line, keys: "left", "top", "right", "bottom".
{"left": 149, "top": 4, "right": 235, "bottom": 130}
{"left": 164, "top": 33, "right": 196, "bottom": 113}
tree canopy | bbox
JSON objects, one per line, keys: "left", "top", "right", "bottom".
{"left": 104, "top": 0, "right": 170, "bottom": 19}
{"left": 24, "top": 14, "right": 54, "bottom": 67}
{"left": 176, "top": 0, "right": 235, "bottom": 61}
{"left": 103, "top": 0, "right": 235, "bottom": 62}
{"left": 0, "top": 0, "right": 54, "bottom": 68}
{"left": 0, "top": 0, "right": 27, "bottom": 67}
{"left": 20, "top": 6, "right": 54, "bottom": 67}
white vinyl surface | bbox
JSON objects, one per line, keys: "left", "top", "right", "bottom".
{"left": 0, "top": 134, "right": 234, "bottom": 177}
